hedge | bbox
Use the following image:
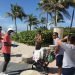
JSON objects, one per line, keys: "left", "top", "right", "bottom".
{"left": 12, "top": 28, "right": 75, "bottom": 46}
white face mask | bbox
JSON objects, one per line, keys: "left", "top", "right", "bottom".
{"left": 10, "top": 32, "right": 14, "bottom": 36}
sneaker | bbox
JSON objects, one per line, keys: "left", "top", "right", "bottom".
{"left": 0, "top": 72, "right": 4, "bottom": 75}
{"left": 0, "top": 72, "right": 8, "bottom": 75}
{"left": 3, "top": 73, "right": 8, "bottom": 75}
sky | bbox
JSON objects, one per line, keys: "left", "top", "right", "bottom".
{"left": 0, "top": 0, "right": 75, "bottom": 32}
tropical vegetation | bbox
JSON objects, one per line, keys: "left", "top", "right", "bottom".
{"left": 6, "top": 4, "right": 27, "bottom": 33}
{"left": 5, "top": 0, "right": 75, "bottom": 45}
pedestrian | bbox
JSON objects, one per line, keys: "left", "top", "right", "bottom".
{"left": 32, "top": 30, "right": 43, "bottom": 66}
{"left": 52, "top": 32, "right": 64, "bottom": 75}
{"left": 56, "top": 34, "right": 75, "bottom": 75}
{"left": 34, "top": 30, "right": 42, "bottom": 50}
{"left": 0, "top": 28, "right": 18, "bottom": 75}
{"left": 0, "top": 26, "right": 3, "bottom": 51}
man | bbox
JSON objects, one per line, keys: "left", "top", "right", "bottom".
{"left": 0, "top": 28, "right": 18, "bottom": 75}
{"left": 56, "top": 34, "right": 75, "bottom": 75}
{"left": 0, "top": 26, "right": 2, "bottom": 50}
{"left": 34, "top": 30, "right": 42, "bottom": 50}
{"left": 53, "top": 32, "right": 64, "bottom": 75}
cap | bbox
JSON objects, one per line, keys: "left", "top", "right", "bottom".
{"left": 7, "top": 28, "right": 14, "bottom": 32}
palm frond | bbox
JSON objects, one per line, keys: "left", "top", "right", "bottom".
{"left": 6, "top": 12, "right": 14, "bottom": 20}
{"left": 60, "top": 8, "right": 71, "bottom": 19}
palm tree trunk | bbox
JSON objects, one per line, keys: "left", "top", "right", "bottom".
{"left": 29, "top": 24, "right": 31, "bottom": 31}
{"left": 27, "top": 25, "right": 28, "bottom": 31}
{"left": 15, "top": 18, "right": 17, "bottom": 33}
{"left": 14, "top": 18, "right": 19, "bottom": 40}
{"left": 55, "top": 9, "right": 57, "bottom": 27}
{"left": 69, "top": 9, "right": 75, "bottom": 33}
{"left": 46, "top": 12, "right": 48, "bottom": 29}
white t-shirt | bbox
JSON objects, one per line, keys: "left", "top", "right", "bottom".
{"left": 60, "top": 43, "right": 75, "bottom": 68}
{"left": 53, "top": 38, "right": 64, "bottom": 55}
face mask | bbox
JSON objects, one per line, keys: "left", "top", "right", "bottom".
{"left": 10, "top": 32, "right": 14, "bottom": 36}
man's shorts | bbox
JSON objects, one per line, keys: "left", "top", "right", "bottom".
{"left": 62, "top": 68, "right": 75, "bottom": 75}
{"left": 56, "top": 55, "right": 63, "bottom": 67}
{"left": 3, "top": 53, "right": 10, "bottom": 62}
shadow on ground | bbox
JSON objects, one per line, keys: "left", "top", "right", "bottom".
{"left": 10, "top": 54, "right": 22, "bottom": 57}
{"left": 0, "top": 61, "right": 58, "bottom": 75}
{"left": 0, "top": 62, "right": 32, "bottom": 75}
{"left": 30, "top": 64, "right": 58, "bottom": 75}
{"left": 48, "top": 67, "right": 58, "bottom": 74}
{"left": 7, "top": 69, "right": 31, "bottom": 75}
{"left": 0, "top": 54, "right": 22, "bottom": 57}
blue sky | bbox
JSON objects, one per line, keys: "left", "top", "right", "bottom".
{"left": 0, "top": 0, "right": 75, "bottom": 32}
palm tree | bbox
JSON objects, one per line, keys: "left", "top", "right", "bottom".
{"left": 25, "top": 14, "right": 39, "bottom": 30}
{"left": 38, "top": 0, "right": 71, "bottom": 27}
{"left": 6, "top": 4, "right": 27, "bottom": 33}
{"left": 40, "top": 17, "right": 47, "bottom": 27}
{"left": 61, "top": 0, "right": 75, "bottom": 31}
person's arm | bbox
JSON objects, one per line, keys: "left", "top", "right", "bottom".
{"left": 0, "top": 36, "right": 3, "bottom": 40}
{"left": 4, "top": 42, "right": 13, "bottom": 46}
{"left": 34, "top": 34, "right": 37, "bottom": 41}
{"left": 4, "top": 42, "right": 18, "bottom": 47}
{"left": 54, "top": 40, "right": 62, "bottom": 54}
{"left": 61, "top": 36, "right": 68, "bottom": 42}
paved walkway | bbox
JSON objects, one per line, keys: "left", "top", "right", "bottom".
{"left": 0, "top": 42, "right": 58, "bottom": 75}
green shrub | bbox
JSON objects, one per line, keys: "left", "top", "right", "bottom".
{"left": 13, "top": 30, "right": 53, "bottom": 46}
{"left": 13, "top": 28, "right": 75, "bottom": 46}
{"left": 42, "top": 30, "right": 53, "bottom": 46}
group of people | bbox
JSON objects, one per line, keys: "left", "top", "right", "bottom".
{"left": 53, "top": 32, "right": 75, "bottom": 75}
{"left": 34, "top": 30, "right": 75, "bottom": 75}
{"left": 0, "top": 27, "right": 75, "bottom": 75}
{"left": 0, "top": 26, "right": 18, "bottom": 75}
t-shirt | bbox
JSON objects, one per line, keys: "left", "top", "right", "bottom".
{"left": 53, "top": 38, "right": 64, "bottom": 56}
{"left": 60, "top": 43, "right": 75, "bottom": 68}
{"left": 1, "top": 33, "right": 11, "bottom": 54}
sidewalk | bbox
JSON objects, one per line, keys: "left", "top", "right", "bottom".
{"left": 48, "top": 60, "right": 58, "bottom": 75}
{"left": 0, "top": 42, "right": 58, "bottom": 75}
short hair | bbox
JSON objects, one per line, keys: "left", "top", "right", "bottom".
{"left": 53, "top": 32, "right": 58, "bottom": 36}
{"left": 68, "top": 34, "right": 75, "bottom": 44}
{"left": 37, "top": 30, "right": 41, "bottom": 33}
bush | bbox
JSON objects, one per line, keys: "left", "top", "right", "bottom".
{"left": 13, "top": 28, "right": 75, "bottom": 46}
{"left": 42, "top": 30, "right": 53, "bottom": 46}
{"left": 13, "top": 30, "right": 53, "bottom": 46}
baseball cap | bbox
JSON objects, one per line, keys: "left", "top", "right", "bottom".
{"left": 7, "top": 28, "right": 15, "bottom": 32}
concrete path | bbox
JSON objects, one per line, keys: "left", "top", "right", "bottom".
{"left": 0, "top": 42, "right": 58, "bottom": 75}
{"left": 0, "top": 62, "right": 32, "bottom": 75}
